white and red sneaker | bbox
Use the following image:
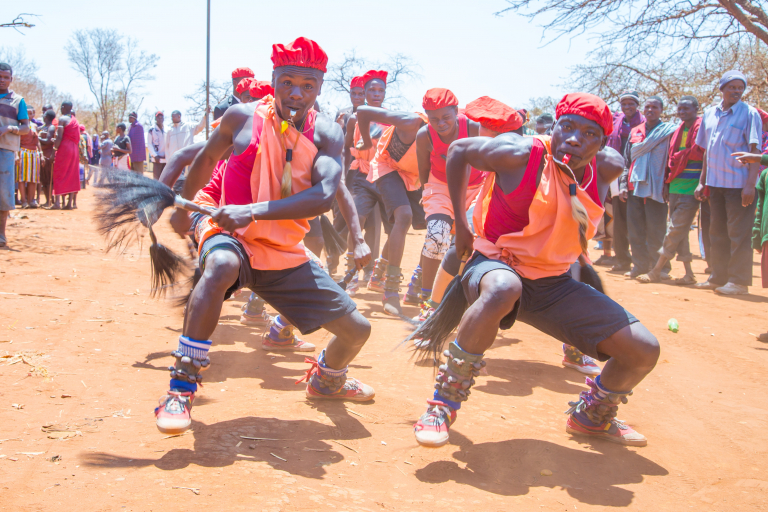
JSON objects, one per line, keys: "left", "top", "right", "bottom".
{"left": 262, "top": 317, "right": 315, "bottom": 352}
{"left": 299, "top": 356, "right": 374, "bottom": 401}
{"left": 566, "top": 413, "right": 647, "bottom": 446}
{"left": 155, "top": 390, "right": 195, "bottom": 434}
{"left": 562, "top": 344, "right": 601, "bottom": 376}
{"left": 414, "top": 400, "right": 456, "bottom": 447}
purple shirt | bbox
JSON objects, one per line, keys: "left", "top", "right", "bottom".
{"left": 128, "top": 121, "right": 146, "bottom": 162}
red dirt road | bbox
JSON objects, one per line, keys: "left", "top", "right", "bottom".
{"left": 1, "top": 188, "right": 767, "bottom": 511}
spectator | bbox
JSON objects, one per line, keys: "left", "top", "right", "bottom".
{"left": 37, "top": 109, "right": 56, "bottom": 207}
{"left": 127, "top": 111, "right": 146, "bottom": 174}
{"left": 637, "top": 96, "right": 704, "bottom": 284}
{"left": 213, "top": 67, "right": 254, "bottom": 120}
{"left": 112, "top": 123, "right": 132, "bottom": 170}
{"left": 620, "top": 96, "right": 677, "bottom": 278}
{"left": 694, "top": 70, "right": 762, "bottom": 295}
{"left": 147, "top": 111, "right": 166, "bottom": 180}
{"left": 0, "top": 62, "right": 31, "bottom": 247}
{"left": 16, "top": 107, "right": 40, "bottom": 209}
{"left": 90, "top": 133, "right": 100, "bottom": 165}
{"left": 99, "top": 130, "right": 114, "bottom": 168}
{"left": 51, "top": 101, "right": 81, "bottom": 210}
{"left": 28, "top": 106, "right": 42, "bottom": 128}
{"left": 164, "top": 110, "right": 205, "bottom": 179}
{"left": 535, "top": 113, "right": 554, "bottom": 135}
{"left": 606, "top": 91, "right": 646, "bottom": 271}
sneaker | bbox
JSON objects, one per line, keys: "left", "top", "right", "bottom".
{"left": 414, "top": 400, "right": 456, "bottom": 447}
{"left": 611, "top": 263, "right": 631, "bottom": 272}
{"left": 240, "top": 308, "right": 272, "bottom": 326}
{"left": 562, "top": 345, "right": 601, "bottom": 376}
{"left": 715, "top": 282, "right": 748, "bottom": 295}
{"left": 382, "top": 294, "right": 403, "bottom": 316}
{"left": 593, "top": 255, "right": 615, "bottom": 267}
{"left": 346, "top": 275, "right": 359, "bottom": 296}
{"left": 403, "top": 289, "right": 421, "bottom": 305}
{"left": 306, "top": 376, "right": 374, "bottom": 401}
{"left": 566, "top": 413, "right": 647, "bottom": 446}
{"left": 155, "top": 390, "right": 195, "bottom": 434}
{"left": 263, "top": 317, "right": 315, "bottom": 352}
{"left": 368, "top": 274, "right": 385, "bottom": 292}
{"left": 695, "top": 279, "right": 720, "bottom": 290}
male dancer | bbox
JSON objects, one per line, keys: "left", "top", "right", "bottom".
{"left": 352, "top": 91, "right": 430, "bottom": 315}
{"left": 345, "top": 70, "right": 394, "bottom": 294}
{"left": 155, "top": 38, "right": 374, "bottom": 434}
{"left": 404, "top": 90, "right": 481, "bottom": 309}
{"left": 412, "top": 93, "right": 658, "bottom": 447}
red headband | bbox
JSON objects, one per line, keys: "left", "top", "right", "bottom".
{"left": 422, "top": 88, "right": 459, "bottom": 111}
{"left": 555, "top": 93, "right": 613, "bottom": 136}
{"left": 271, "top": 37, "right": 328, "bottom": 73}
{"left": 235, "top": 77, "right": 254, "bottom": 95}
{"left": 350, "top": 76, "right": 365, "bottom": 89}
{"left": 362, "top": 70, "right": 388, "bottom": 87}
{"left": 232, "top": 67, "right": 254, "bottom": 79}
{"left": 464, "top": 96, "right": 523, "bottom": 133}
{"left": 249, "top": 80, "right": 274, "bottom": 100}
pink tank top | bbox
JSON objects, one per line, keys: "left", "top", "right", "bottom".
{"left": 428, "top": 114, "right": 484, "bottom": 186}
{"left": 222, "top": 104, "right": 316, "bottom": 205}
{"left": 484, "top": 138, "right": 601, "bottom": 244}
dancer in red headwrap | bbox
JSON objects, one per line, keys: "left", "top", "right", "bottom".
{"left": 410, "top": 93, "right": 658, "bottom": 448}
{"left": 154, "top": 37, "right": 375, "bottom": 435}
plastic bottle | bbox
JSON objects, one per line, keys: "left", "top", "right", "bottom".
{"left": 667, "top": 318, "right": 679, "bottom": 333}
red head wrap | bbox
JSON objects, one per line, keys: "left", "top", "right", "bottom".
{"left": 555, "top": 93, "right": 613, "bottom": 136}
{"left": 79, "top": 125, "right": 86, "bottom": 132}
{"left": 362, "top": 70, "right": 388, "bottom": 87}
{"left": 271, "top": 37, "right": 328, "bottom": 73}
{"left": 350, "top": 76, "right": 365, "bottom": 90}
{"left": 235, "top": 77, "right": 254, "bottom": 95}
{"left": 464, "top": 96, "right": 524, "bottom": 133}
{"left": 249, "top": 80, "right": 275, "bottom": 99}
{"left": 232, "top": 67, "right": 254, "bottom": 79}
{"left": 422, "top": 88, "right": 459, "bottom": 111}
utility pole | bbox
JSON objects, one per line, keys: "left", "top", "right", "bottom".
{"left": 205, "top": 0, "right": 211, "bottom": 139}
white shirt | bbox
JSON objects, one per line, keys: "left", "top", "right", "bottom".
{"left": 165, "top": 119, "right": 203, "bottom": 162}
{"left": 147, "top": 123, "right": 166, "bottom": 162}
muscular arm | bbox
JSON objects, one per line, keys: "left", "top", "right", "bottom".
{"left": 159, "top": 141, "right": 207, "bottom": 188}
{"left": 356, "top": 106, "right": 424, "bottom": 148}
{"left": 53, "top": 116, "right": 69, "bottom": 150}
{"left": 416, "top": 125, "right": 432, "bottom": 186}
{"left": 182, "top": 104, "right": 248, "bottom": 199}
{"left": 446, "top": 135, "right": 531, "bottom": 239}
{"left": 595, "top": 146, "right": 625, "bottom": 202}
{"left": 335, "top": 179, "right": 371, "bottom": 268}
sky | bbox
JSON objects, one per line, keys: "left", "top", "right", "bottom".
{"left": 2, "top": 0, "right": 594, "bottom": 122}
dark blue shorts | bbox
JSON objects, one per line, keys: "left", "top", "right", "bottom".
{"left": 199, "top": 234, "right": 357, "bottom": 335}
{"left": 460, "top": 253, "right": 638, "bottom": 361}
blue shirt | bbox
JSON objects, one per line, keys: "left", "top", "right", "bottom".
{"left": 695, "top": 100, "right": 762, "bottom": 189}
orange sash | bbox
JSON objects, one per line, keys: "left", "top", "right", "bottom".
{"left": 349, "top": 122, "right": 381, "bottom": 175}
{"left": 368, "top": 113, "right": 428, "bottom": 191}
{"left": 472, "top": 135, "right": 604, "bottom": 280}
{"left": 195, "top": 98, "right": 318, "bottom": 270}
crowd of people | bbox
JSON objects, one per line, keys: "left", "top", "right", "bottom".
{"left": 1, "top": 38, "right": 766, "bottom": 452}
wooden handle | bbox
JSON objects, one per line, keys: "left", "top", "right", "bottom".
{"left": 174, "top": 196, "right": 215, "bottom": 216}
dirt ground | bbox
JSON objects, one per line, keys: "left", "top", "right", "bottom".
{"left": 1, "top": 185, "right": 767, "bottom": 512}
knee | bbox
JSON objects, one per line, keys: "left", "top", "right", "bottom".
{"left": 479, "top": 273, "right": 522, "bottom": 315}
{"left": 345, "top": 311, "right": 371, "bottom": 345}
{"left": 201, "top": 250, "right": 240, "bottom": 290}
{"left": 393, "top": 206, "right": 413, "bottom": 227}
{"left": 612, "top": 323, "right": 660, "bottom": 370}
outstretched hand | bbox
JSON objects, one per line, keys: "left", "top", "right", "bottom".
{"left": 732, "top": 152, "right": 762, "bottom": 165}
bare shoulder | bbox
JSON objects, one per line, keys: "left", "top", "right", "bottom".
{"left": 485, "top": 133, "right": 532, "bottom": 161}
{"left": 59, "top": 115, "right": 71, "bottom": 126}
{"left": 416, "top": 124, "right": 430, "bottom": 144}
{"left": 220, "top": 103, "right": 252, "bottom": 127}
{"left": 596, "top": 145, "right": 624, "bottom": 180}
{"left": 315, "top": 111, "right": 343, "bottom": 154}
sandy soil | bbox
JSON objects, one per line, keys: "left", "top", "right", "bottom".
{"left": 1, "top": 185, "right": 767, "bottom": 512}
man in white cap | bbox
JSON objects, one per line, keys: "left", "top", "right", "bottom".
{"left": 694, "top": 70, "right": 762, "bottom": 295}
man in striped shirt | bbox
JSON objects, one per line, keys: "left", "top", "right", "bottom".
{"left": 694, "top": 70, "right": 762, "bottom": 295}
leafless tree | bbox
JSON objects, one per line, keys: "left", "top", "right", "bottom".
{"left": 65, "top": 29, "right": 158, "bottom": 131}
{"left": 497, "top": 0, "right": 768, "bottom": 58}
{"left": 324, "top": 50, "right": 422, "bottom": 112}
{"left": 184, "top": 79, "right": 232, "bottom": 118}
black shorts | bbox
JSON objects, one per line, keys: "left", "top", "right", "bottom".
{"left": 199, "top": 234, "right": 357, "bottom": 335}
{"left": 408, "top": 188, "right": 426, "bottom": 230}
{"left": 375, "top": 171, "right": 410, "bottom": 225}
{"left": 351, "top": 171, "right": 392, "bottom": 235}
{"left": 460, "top": 253, "right": 638, "bottom": 361}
